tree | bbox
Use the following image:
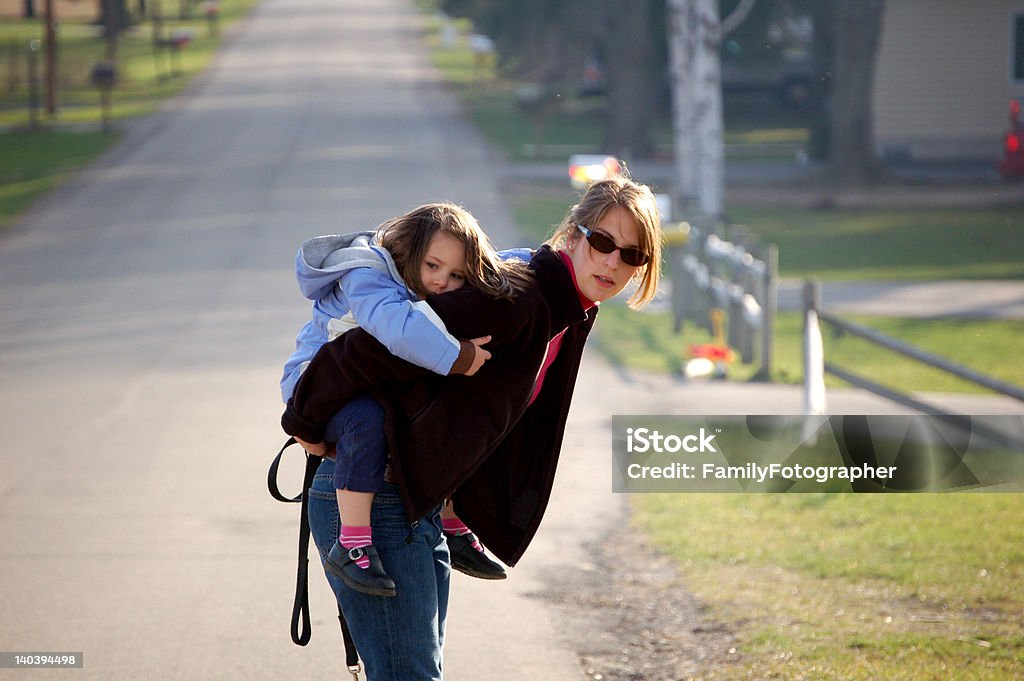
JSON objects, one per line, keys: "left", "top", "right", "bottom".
{"left": 440, "top": 0, "right": 670, "bottom": 161}
{"left": 440, "top": 0, "right": 592, "bottom": 84}
{"left": 602, "top": 0, "right": 662, "bottom": 159}
{"left": 826, "top": 0, "right": 885, "bottom": 185}
{"left": 666, "top": 0, "right": 735, "bottom": 219}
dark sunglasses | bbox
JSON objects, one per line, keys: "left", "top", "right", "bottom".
{"left": 577, "top": 224, "right": 650, "bottom": 267}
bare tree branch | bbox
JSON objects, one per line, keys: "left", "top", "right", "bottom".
{"left": 721, "top": 0, "right": 757, "bottom": 36}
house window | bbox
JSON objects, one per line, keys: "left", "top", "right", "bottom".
{"left": 1013, "top": 12, "right": 1024, "bottom": 81}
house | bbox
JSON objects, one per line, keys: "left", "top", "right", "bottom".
{"left": 873, "top": 0, "right": 1024, "bottom": 161}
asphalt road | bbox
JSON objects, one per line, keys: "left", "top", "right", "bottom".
{"left": 0, "top": 0, "right": 537, "bottom": 678}
{"left": 1, "top": 1, "right": 1022, "bottom": 680}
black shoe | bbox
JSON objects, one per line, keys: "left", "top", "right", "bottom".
{"left": 446, "top": 532, "right": 507, "bottom": 580}
{"left": 325, "top": 542, "right": 397, "bottom": 597}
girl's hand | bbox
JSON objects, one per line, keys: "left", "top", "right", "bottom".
{"left": 464, "top": 336, "right": 492, "bottom": 376}
{"left": 295, "top": 437, "right": 330, "bottom": 457}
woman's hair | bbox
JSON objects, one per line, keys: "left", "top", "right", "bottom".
{"left": 377, "top": 202, "right": 531, "bottom": 301}
{"left": 545, "top": 176, "right": 663, "bottom": 309}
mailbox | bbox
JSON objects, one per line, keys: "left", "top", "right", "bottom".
{"left": 91, "top": 61, "right": 118, "bottom": 88}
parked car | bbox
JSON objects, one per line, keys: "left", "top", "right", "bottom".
{"left": 721, "top": 37, "right": 821, "bottom": 109}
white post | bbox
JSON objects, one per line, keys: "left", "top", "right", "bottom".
{"left": 667, "top": 0, "right": 725, "bottom": 219}
{"left": 802, "top": 279, "right": 828, "bottom": 443}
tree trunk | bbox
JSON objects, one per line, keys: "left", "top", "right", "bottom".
{"left": 604, "top": 0, "right": 656, "bottom": 159}
{"left": 827, "top": 0, "right": 885, "bottom": 186}
{"left": 96, "top": 0, "right": 132, "bottom": 38}
{"left": 667, "top": 0, "right": 725, "bottom": 219}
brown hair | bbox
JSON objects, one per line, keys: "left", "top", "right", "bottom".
{"left": 545, "top": 176, "right": 663, "bottom": 309}
{"left": 377, "top": 202, "right": 531, "bottom": 301}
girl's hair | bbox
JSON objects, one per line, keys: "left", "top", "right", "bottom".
{"left": 545, "top": 176, "right": 663, "bottom": 309}
{"left": 377, "top": 202, "right": 531, "bottom": 301}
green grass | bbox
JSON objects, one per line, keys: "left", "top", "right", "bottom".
{"left": 509, "top": 193, "right": 576, "bottom": 245}
{"left": 634, "top": 493, "right": 1024, "bottom": 680}
{"left": 0, "top": 129, "right": 119, "bottom": 228}
{"left": 730, "top": 205, "right": 1024, "bottom": 281}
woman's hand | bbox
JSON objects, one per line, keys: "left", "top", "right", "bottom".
{"left": 295, "top": 437, "right": 330, "bottom": 457}
{"left": 464, "top": 336, "right": 492, "bottom": 376}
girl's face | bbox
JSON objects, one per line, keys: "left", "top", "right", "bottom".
{"left": 566, "top": 205, "right": 644, "bottom": 303}
{"left": 419, "top": 231, "right": 467, "bottom": 297}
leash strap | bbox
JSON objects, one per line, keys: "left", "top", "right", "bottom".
{"left": 268, "top": 439, "right": 361, "bottom": 674}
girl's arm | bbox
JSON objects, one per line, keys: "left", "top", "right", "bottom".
{"left": 337, "top": 266, "right": 480, "bottom": 375}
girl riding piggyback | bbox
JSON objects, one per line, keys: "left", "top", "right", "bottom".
{"left": 281, "top": 202, "right": 532, "bottom": 597}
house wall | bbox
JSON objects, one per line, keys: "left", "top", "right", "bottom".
{"left": 874, "top": 0, "right": 1024, "bottom": 160}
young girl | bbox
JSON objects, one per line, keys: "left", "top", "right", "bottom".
{"left": 281, "top": 202, "right": 531, "bottom": 597}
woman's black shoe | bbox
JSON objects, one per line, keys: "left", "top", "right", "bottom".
{"left": 325, "top": 542, "right": 397, "bottom": 597}
{"left": 446, "top": 532, "right": 507, "bottom": 580}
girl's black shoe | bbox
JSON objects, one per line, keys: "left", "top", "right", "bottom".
{"left": 325, "top": 542, "right": 397, "bottom": 597}
{"left": 446, "top": 532, "right": 507, "bottom": 580}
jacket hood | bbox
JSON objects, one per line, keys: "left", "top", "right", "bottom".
{"left": 296, "top": 231, "right": 407, "bottom": 300}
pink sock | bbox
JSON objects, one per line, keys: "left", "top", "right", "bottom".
{"left": 339, "top": 525, "right": 372, "bottom": 569}
{"left": 443, "top": 518, "right": 483, "bottom": 552}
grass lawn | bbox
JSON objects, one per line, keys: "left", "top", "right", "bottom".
{"left": 0, "top": 129, "right": 119, "bottom": 229}
{"left": 634, "top": 493, "right": 1024, "bottom": 680}
{"left": 730, "top": 206, "right": 1024, "bottom": 281}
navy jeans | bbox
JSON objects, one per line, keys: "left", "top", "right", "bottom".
{"left": 322, "top": 396, "right": 389, "bottom": 493}
{"left": 309, "top": 458, "right": 451, "bottom": 680}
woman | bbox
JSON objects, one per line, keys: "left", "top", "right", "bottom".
{"left": 282, "top": 176, "right": 663, "bottom": 679}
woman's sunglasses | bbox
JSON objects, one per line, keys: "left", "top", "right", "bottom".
{"left": 577, "top": 224, "right": 650, "bottom": 267}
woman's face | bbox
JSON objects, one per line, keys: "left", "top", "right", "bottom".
{"left": 566, "top": 205, "right": 643, "bottom": 303}
{"left": 419, "top": 231, "right": 467, "bottom": 297}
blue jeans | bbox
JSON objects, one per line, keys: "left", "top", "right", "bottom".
{"left": 308, "top": 457, "right": 451, "bottom": 680}
{"left": 323, "top": 396, "right": 388, "bottom": 493}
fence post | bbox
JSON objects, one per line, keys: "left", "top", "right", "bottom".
{"left": 665, "top": 223, "right": 690, "bottom": 333}
{"left": 802, "top": 278, "right": 828, "bottom": 442}
{"left": 753, "top": 243, "right": 778, "bottom": 381}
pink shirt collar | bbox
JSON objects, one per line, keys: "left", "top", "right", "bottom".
{"left": 557, "top": 250, "right": 596, "bottom": 311}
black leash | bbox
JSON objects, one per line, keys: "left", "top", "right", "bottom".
{"left": 268, "top": 438, "right": 362, "bottom": 677}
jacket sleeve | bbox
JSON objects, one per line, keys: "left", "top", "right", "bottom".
{"left": 281, "top": 286, "right": 520, "bottom": 443}
{"left": 339, "top": 267, "right": 475, "bottom": 376}
{"left": 281, "top": 327, "right": 428, "bottom": 443}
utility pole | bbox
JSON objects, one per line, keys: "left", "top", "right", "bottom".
{"left": 103, "top": 0, "right": 119, "bottom": 58}
{"left": 44, "top": 0, "right": 57, "bottom": 115}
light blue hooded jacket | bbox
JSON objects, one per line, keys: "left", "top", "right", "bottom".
{"left": 280, "top": 231, "right": 466, "bottom": 403}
